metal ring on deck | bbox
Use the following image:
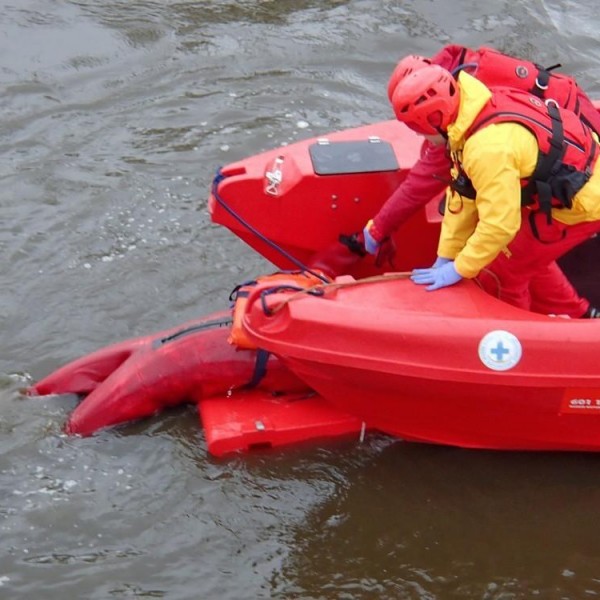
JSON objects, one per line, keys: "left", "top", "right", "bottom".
{"left": 535, "top": 76, "right": 549, "bottom": 90}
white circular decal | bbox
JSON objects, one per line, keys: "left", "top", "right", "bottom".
{"left": 478, "top": 330, "right": 522, "bottom": 371}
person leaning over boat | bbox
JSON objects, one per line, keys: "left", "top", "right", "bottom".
{"left": 358, "top": 45, "right": 600, "bottom": 318}
{"left": 310, "top": 45, "right": 600, "bottom": 316}
{"left": 387, "top": 63, "right": 600, "bottom": 315}
{"left": 363, "top": 45, "right": 600, "bottom": 250}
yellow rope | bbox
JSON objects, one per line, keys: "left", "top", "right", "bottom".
{"left": 267, "top": 271, "right": 413, "bottom": 315}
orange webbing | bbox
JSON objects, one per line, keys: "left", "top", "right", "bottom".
{"left": 228, "top": 270, "right": 330, "bottom": 349}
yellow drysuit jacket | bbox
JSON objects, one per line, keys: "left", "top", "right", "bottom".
{"left": 438, "top": 72, "right": 600, "bottom": 279}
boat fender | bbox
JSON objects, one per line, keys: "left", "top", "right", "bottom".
{"left": 228, "top": 270, "right": 329, "bottom": 349}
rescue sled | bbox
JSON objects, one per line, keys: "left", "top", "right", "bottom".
{"left": 29, "top": 308, "right": 364, "bottom": 456}
{"left": 29, "top": 115, "right": 600, "bottom": 454}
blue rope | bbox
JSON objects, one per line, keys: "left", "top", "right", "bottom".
{"left": 211, "top": 168, "right": 329, "bottom": 283}
{"left": 258, "top": 284, "right": 325, "bottom": 316}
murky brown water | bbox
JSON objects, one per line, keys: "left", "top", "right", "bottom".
{"left": 3, "top": 1, "right": 600, "bottom": 598}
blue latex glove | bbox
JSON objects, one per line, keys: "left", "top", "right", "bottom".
{"left": 411, "top": 261, "right": 463, "bottom": 291}
{"left": 362, "top": 223, "right": 380, "bottom": 255}
{"left": 431, "top": 256, "right": 452, "bottom": 268}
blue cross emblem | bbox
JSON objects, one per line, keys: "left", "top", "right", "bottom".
{"left": 490, "top": 341, "right": 510, "bottom": 362}
{"left": 478, "top": 330, "right": 523, "bottom": 371}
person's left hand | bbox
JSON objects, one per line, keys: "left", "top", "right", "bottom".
{"left": 411, "top": 261, "right": 463, "bottom": 291}
{"left": 431, "top": 256, "right": 452, "bottom": 269}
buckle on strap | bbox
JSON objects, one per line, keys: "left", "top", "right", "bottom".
{"left": 535, "top": 75, "right": 549, "bottom": 91}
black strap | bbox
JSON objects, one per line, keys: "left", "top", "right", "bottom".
{"left": 529, "top": 102, "right": 565, "bottom": 225}
{"left": 229, "top": 280, "right": 257, "bottom": 302}
{"left": 154, "top": 316, "right": 234, "bottom": 347}
{"left": 583, "top": 131, "right": 598, "bottom": 174}
{"left": 531, "top": 63, "right": 561, "bottom": 98}
{"left": 244, "top": 349, "right": 271, "bottom": 389}
{"left": 532, "top": 69, "right": 550, "bottom": 98}
{"left": 528, "top": 210, "right": 567, "bottom": 244}
{"left": 339, "top": 233, "right": 367, "bottom": 257}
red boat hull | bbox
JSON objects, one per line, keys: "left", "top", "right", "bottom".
{"left": 208, "top": 120, "right": 442, "bottom": 278}
{"left": 241, "top": 275, "right": 600, "bottom": 452}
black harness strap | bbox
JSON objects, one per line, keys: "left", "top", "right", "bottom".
{"left": 532, "top": 68, "right": 550, "bottom": 98}
{"left": 526, "top": 101, "right": 574, "bottom": 243}
{"left": 531, "top": 63, "right": 562, "bottom": 98}
{"left": 583, "top": 130, "right": 598, "bottom": 174}
{"left": 528, "top": 101, "right": 565, "bottom": 225}
{"left": 244, "top": 348, "right": 271, "bottom": 389}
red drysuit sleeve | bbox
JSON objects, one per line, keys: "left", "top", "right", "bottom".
{"left": 371, "top": 142, "right": 451, "bottom": 239}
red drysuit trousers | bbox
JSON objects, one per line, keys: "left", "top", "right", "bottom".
{"left": 477, "top": 210, "right": 600, "bottom": 317}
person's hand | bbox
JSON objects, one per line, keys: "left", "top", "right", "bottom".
{"left": 361, "top": 220, "right": 397, "bottom": 268}
{"left": 411, "top": 261, "right": 462, "bottom": 291}
{"left": 339, "top": 230, "right": 396, "bottom": 269}
{"left": 431, "top": 256, "right": 452, "bottom": 268}
{"left": 363, "top": 227, "right": 379, "bottom": 254}
{"left": 362, "top": 220, "right": 382, "bottom": 255}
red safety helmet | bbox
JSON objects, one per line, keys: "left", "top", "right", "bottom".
{"left": 390, "top": 64, "right": 460, "bottom": 135}
{"left": 387, "top": 54, "right": 432, "bottom": 102}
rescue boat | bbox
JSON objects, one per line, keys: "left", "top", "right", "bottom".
{"left": 29, "top": 116, "right": 600, "bottom": 454}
